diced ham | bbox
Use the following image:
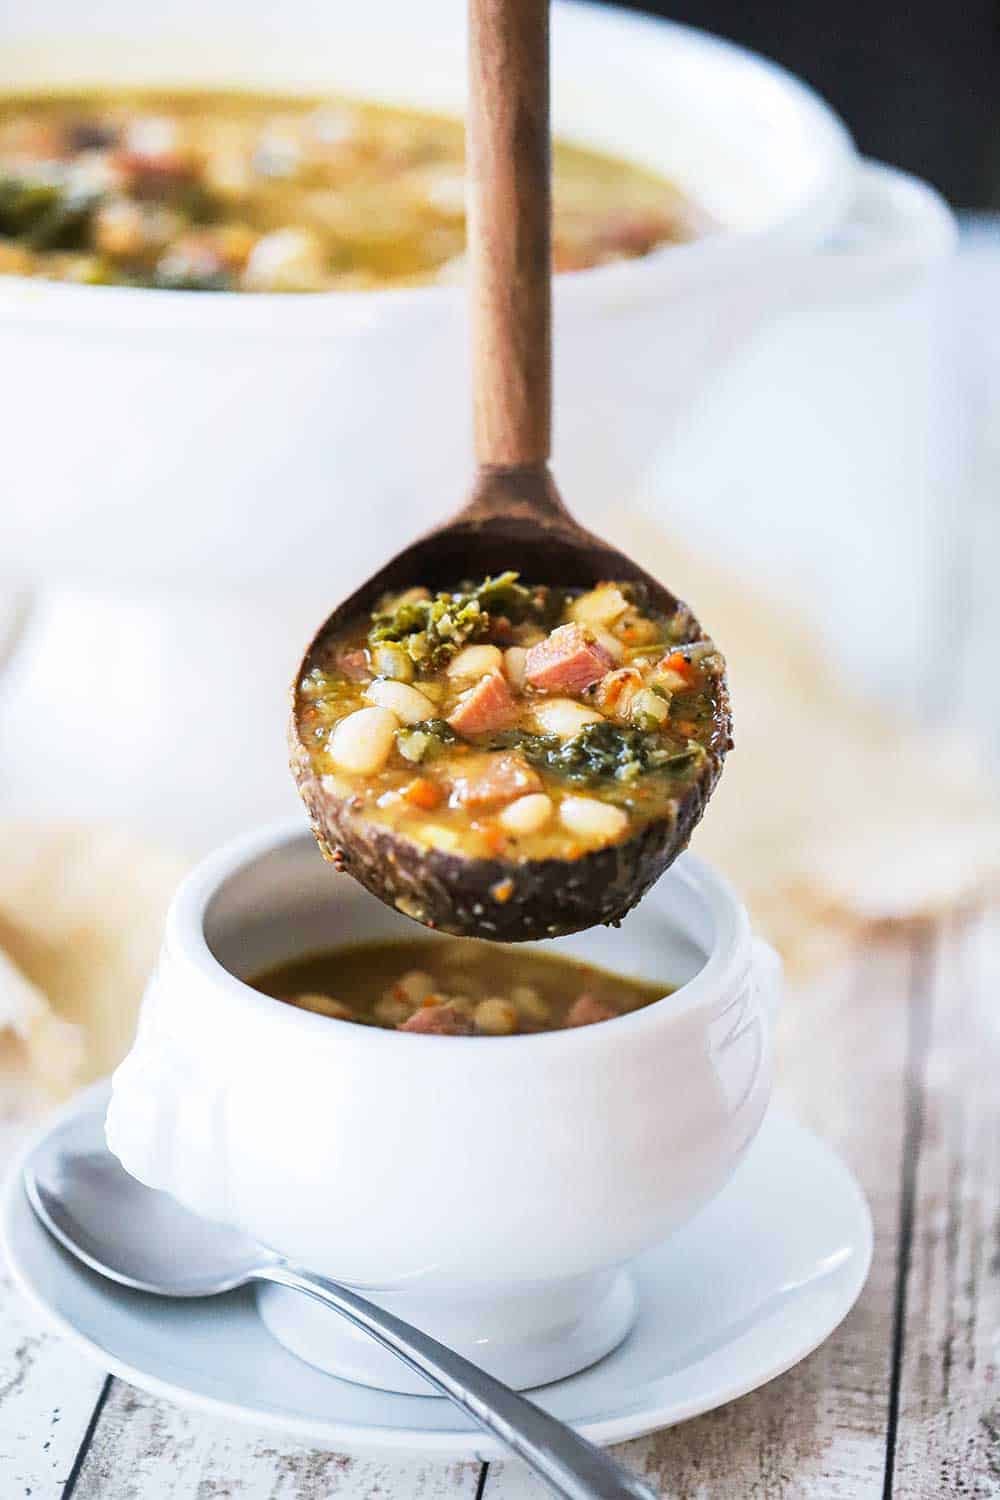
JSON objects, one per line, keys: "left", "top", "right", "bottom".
{"left": 524, "top": 624, "right": 616, "bottom": 695}
{"left": 399, "top": 1004, "right": 473, "bottom": 1036}
{"left": 563, "top": 994, "right": 620, "bottom": 1029}
{"left": 447, "top": 671, "right": 520, "bottom": 736}
{"left": 449, "top": 753, "right": 542, "bottom": 810}
{"left": 116, "top": 149, "right": 198, "bottom": 199}
{"left": 336, "top": 648, "right": 370, "bottom": 682}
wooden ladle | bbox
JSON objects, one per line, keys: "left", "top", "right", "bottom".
{"left": 290, "top": 0, "right": 731, "bottom": 941}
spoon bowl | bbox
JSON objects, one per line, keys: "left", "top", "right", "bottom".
{"left": 25, "top": 1106, "right": 273, "bottom": 1297}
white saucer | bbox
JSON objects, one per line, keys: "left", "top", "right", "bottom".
{"left": 2, "top": 1082, "right": 871, "bottom": 1458}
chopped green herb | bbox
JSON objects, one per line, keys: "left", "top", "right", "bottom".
{"left": 27, "top": 187, "right": 102, "bottom": 250}
{"left": 486, "top": 721, "right": 707, "bottom": 787}
{"left": 0, "top": 171, "right": 65, "bottom": 238}
{"left": 368, "top": 573, "right": 558, "bottom": 669}
{"left": 395, "top": 718, "right": 458, "bottom": 763}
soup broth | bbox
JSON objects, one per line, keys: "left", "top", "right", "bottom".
{"left": 0, "top": 89, "right": 710, "bottom": 290}
{"left": 297, "top": 574, "right": 729, "bottom": 864}
{"left": 253, "top": 938, "right": 670, "bottom": 1034}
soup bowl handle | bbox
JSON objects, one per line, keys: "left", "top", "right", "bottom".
{"left": 796, "top": 160, "right": 955, "bottom": 304}
{"left": 752, "top": 936, "right": 784, "bottom": 1021}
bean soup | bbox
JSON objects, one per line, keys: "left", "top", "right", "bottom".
{"left": 253, "top": 938, "right": 669, "bottom": 1035}
{"left": 296, "top": 574, "right": 728, "bottom": 865}
{"left": 0, "top": 89, "right": 709, "bottom": 289}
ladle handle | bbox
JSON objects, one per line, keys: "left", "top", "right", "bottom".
{"left": 260, "top": 1263, "right": 660, "bottom": 1499}
{"left": 468, "top": 0, "right": 552, "bottom": 469}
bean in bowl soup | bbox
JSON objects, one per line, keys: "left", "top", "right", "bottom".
{"left": 297, "top": 574, "right": 727, "bottom": 864}
{"left": 254, "top": 939, "right": 669, "bottom": 1035}
{"left": 0, "top": 90, "right": 709, "bottom": 290}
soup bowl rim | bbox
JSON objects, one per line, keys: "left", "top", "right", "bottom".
{"left": 166, "top": 815, "right": 754, "bottom": 1053}
{"left": 0, "top": 4, "right": 856, "bottom": 334}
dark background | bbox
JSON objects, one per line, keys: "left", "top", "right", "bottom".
{"left": 609, "top": 0, "right": 999, "bottom": 209}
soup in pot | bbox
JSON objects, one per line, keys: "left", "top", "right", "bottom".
{"left": 0, "top": 88, "right": 710, "bottom": 289}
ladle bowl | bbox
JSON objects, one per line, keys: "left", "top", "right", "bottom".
{"left": 291, "top": 466, "right": 731, "bottom": 940}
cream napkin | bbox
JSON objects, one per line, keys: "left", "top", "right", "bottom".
{"left": 0, "top": 823, "right": 184, "bottom": 1110}
{"left": 601, "top": 507, "right": 1000, "bottom": 968}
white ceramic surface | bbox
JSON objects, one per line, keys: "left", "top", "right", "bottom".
{"left": 0, "top": 0, "right": 954, "bottom": 591}
{"left": 0, "top": 1, "right": 956, "bottom": 853}
{"left": 106, "top": 822, "right": 780, "bottom": 1392}
{"left": 3, "top": 1080, "right": 873, "bottom": 1455}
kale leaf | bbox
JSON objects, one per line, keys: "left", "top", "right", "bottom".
{"left": 368, "top": 572, "right": 557, "bottom": 669}
{"left": 394, "top": 718, "right": 458, "bottom": 764}
{"left": 488, "top": 721, "right": 706, "bottom": 787}
{"left": 0, "top": 172, "right": 64, "bottom": 238}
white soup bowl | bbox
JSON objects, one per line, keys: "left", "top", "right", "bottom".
{"left": 106, "top": 819, "right": 782, "bottom": 1393}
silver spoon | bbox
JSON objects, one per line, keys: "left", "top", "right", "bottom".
{"left": 23, "top": 1106, "right": 659, "bottom": 1500}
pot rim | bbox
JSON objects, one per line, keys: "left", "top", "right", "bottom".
{"left": 165, "top": 815, "right": 753, "bottom": 1055}
{"left": 0, "top": 1, "right": 856, "bottom": 336}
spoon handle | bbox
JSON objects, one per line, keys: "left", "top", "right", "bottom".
{"left": 467, "top": 0, "right": 552, "bottom": 470}
{"left": 259, "top": 1264, "right": 660, "bottom": 1500}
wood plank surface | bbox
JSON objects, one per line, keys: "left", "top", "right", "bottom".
{"left": 891, "top": 909, "right": 1000, "bottom": 1499}
{"left": 484, "top": 937, "right": 917, "bottom": 1499}
{"left": 67, "top": 1379, "right": 482, "bottom": 1500}
{"left": 0, "top": 1116, "right": 111, "bottom": 1500}
{"left": 0, "top": 1260, "right": 109, "bottom": 1500}
{"left": 3, "top": 917, "right": 999, "bottom": 1498}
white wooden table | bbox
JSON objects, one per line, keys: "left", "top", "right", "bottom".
{"left": 2, "top": 910, "right": 998, "bottom": 1498}
{"left": 2, "top": 222, "right": 998, "bottom": 1498}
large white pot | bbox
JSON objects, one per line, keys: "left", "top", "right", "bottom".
{"left": 0, "top": 0, "right": 953, "bottom": 591}
{"left": 0, "top": 0, "right": 955, "bottom": 849}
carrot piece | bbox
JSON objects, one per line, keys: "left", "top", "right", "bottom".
{"left": 401, "top": 777, "right": 442, "bottom": 810}
{"left": 480, "top": 824, "right": 508, "bottom": 856}
{"left": 660, "top": 651, "right": 695, "bottom": 683}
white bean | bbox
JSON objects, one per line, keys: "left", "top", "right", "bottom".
{"left": 447, "top": 644, "right": 504, "bottom": 680}
{"left": 503, "top": 645, "right": 528, "bottom": 690}
{"left": 328, "top": 706, "right": 399, "bottom": 774}
{"left": 499, "top": 792, "right": 553, "bottom": 835}
{"left": 287, "top": 992, "right": 355, "bottom": 1021}
{"left": 474, "top": 998, "right": 519, "bottom": 1035}
{"left": 371, "top": 643, "right": 414, "bottom": 682}
{"left": 591, "top": 625, "right": 625, "bottom": 663}
{"left": 511, "top": 985, "right": 551, "bottom": 1025}
{"left": 630, "top": 688, "right": 669, "bottom": 727}
{"left": 365, "top": 678, "right": 436, "bottom": 725}
{"left": 243, "top": 228, "right": 327, "bottom": 291}
{"left": 559, "top": 796, "right": 629, "bottom": 842}
{"left": 396, "top": 970, "right": 435, "bottom": 1003}
{"left": 568, "top": 585, "right": 630, "bottom": 627}
{"left": 381, "top": 586, "right": 430, "bottom": 610}
{"left": 125, "top": 116, "right": 179, "bottom": 156}
{"left": 531, "top": 698, "right": 604, "bottom": 739}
